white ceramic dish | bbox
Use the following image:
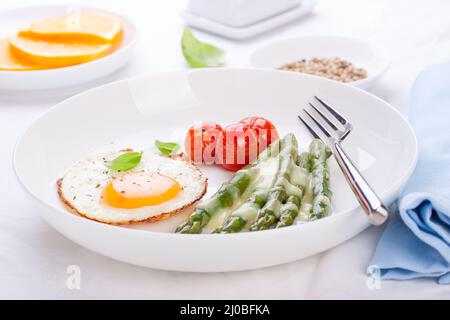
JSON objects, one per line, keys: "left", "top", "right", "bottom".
{"left": 250, "top": 35, "right": 389, "bottom": 90}
{"left": 186, "top": 0, "right": 302, "bottom": 27}
{"left": 0, "top": 5, "right": 136, "bottom": 91}
{"left": 14, "top": 69, "right": 417, "bottom": 272}
{"left": 183, "top": 0, "right": 317, "bottom": 40}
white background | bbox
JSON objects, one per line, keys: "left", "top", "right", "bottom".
{"left": 1, "top": 0, "right": 450, "bottom": 299}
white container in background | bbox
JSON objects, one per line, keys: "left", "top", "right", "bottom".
{"left": 186, "top": 0, "right": 302, "bottom": 27}
{"left": 250, "top": 35, "right": 390, "bottom": 90}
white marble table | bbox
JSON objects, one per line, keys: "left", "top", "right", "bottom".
{"left": 1, "top": 0, "right": 450, "bottom": 299}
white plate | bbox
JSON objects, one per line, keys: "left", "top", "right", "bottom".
{"left": 250, "top": 35, "right": 389, "bottom": 90}
{"left": 183, "top": 0, "right": 317, "bottom": 40}
{"left": 14, "top": 69, "right": 417, "bottom": 272}
{"left": 0, "top": 5, "right": 137, "bottom": 91}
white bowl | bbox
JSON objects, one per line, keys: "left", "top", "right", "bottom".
{"left": 250, "top": 35, "right": 389, "bottom": 90}
{"left": 14, "top": 69, "right": 417, "bottom": 272}
{"left": 0, "top": 5, "right": 137, "bottom": 91}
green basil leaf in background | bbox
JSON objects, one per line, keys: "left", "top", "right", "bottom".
{"left": 155, "top": 140, "right": 181, "bottom": 155}
{"left": 105, "top": 152, "right": 142, "bottom": 171}
{"left": 181, "top": 26, "right": 225, "bottom": 68}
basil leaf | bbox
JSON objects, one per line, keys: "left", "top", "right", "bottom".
{"left": 155, "top": 140, "right": 181, "bottom": 155}
{"left": 105, "top": 152, "right": 142, "bottom": 171}
{"left": 181, "top": 26, "right": 225, "bottom": 68}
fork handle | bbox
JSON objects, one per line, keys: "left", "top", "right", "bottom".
{"left": 331, "top": 142, "right": 389, "bottom": 225}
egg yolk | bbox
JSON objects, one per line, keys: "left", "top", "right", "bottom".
{"left": 102, "top": 172, "right": 181, "bottom": 209}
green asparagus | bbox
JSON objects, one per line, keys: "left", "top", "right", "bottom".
{"left": 249, "top": 135, "right": 299, "bottom": 231}
{"left": 176, "top": 135, "right": 333, "bottom": 234}
{"left": 176, "top": 136, "right": 289, "bottom": 234}
{"left": 275, "top": 149, "right": 313, "bottom": 228}
{"left": 308, "top": 139, "right": 332, "bottom": 220}
{"left": 212, "top": 189, "right": 268, "bottom": 233}
{"left": 175, "top": 170, "right": 252, "bottom": 233}
{"left": 275, "top": 151, "right": 310, "bottom": 228}
{"left": 297, "top": 152, "right": 312, "bottom": 171}
{"left": 276, "top": 194, "right": 302, "bottom": 228}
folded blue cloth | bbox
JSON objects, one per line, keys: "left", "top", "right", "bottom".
{"left": 368, "top": 61, "right": 450, "bottom": 284}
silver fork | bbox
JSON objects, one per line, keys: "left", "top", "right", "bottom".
{"left": 298, "top": 96, "right": 388, "bottom": 225}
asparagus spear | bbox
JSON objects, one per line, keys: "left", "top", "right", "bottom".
{"left": 249, "top": 184, "right": 287, "bottom": 231}
{"left": 212, "top": 189, "right": 268, "bottom": 233}
{"left": 253, "top": 136, "right": 283, "bottom": 163}
{"left": 297, "top": 151, "right": 312, "bottom": 171}
{"left": 308, "top": 139, "right": 332, "bottom": 220}
{"left": 249, "top": 135, "right": 299, "bottom": 231}
{"left": 275, "top": 171, "right": 310, "bottom": 227}
{"left": 276, "top": 140, "right": 333, "bottom": 226}
{"left": 245, "top": 133, "right": 296, "bottom": 169}
{"left": 175, "top": 170, "right": 252, "bottom": 233}
{"left": 276, "top": 152, "right": 311, "bottom": 228}
{"left": 275, "top": 150, "right": 311, "bottom": 228}
{"left": 276, "top": 194, "right": 302, "bottom": 228}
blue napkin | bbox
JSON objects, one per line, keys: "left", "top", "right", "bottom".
{"left": 368, "top": 61, "right": 450, "bottom": 284}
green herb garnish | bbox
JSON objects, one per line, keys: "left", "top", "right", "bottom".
{"left": 181, "top": 26, "right": 225, "bottom": 68}
{"left": 105, "top": 152, "right": 142, "bottom": 171}
{"left": 155, "top": 140, "right": 181, "bottom": 155}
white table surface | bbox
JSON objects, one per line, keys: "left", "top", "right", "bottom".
{"left": 1, "top": 0, "right": 450, "bottom": 299}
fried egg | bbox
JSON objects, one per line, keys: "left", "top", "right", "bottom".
{"left": 57, "top": 150, "right": 207, "bottom": 224}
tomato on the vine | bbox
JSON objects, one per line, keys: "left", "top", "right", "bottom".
{"left": 215, "top": 122, "right": 258, "bottom": 172}
{"left": 239, "top": 116, "right": 279, "bottom": 152}
{"left": 185, "top": 122, "right": 223, "bottom": 164}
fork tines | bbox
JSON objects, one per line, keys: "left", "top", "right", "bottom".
{"left": 298, "top": 96, "right": 352, "bottom": 142}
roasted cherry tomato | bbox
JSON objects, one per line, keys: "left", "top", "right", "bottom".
{"left": 215, "top": 122, "right": 258, "bottom": 172}
{"left": 185, "top": 122, "right": 223, "bottom": 164}
{"left": 239, "top": 116, "right": 279, "bottom": 152}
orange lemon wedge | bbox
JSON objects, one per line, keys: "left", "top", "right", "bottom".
{"left": 0, "top": 38, "right": 47, "bottom": 71}
{"left": 9, "top": 35, "right": 114, "bottom": 68}
{"left": 18, "top": 12, "right": 123, "bottom": 44}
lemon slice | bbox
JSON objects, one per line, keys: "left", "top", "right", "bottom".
{"left": 0, "top": 38, "right": 47, "bottom": 71}
{"left": 19, "top": 12, "right": 123, "bottom": 44}
{"left": 9, "top": 35, "right": 113, "bottom": 68}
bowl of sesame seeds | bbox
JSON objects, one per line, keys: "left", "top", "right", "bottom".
{"left": 249, "top": 35, "right": 389, "bottom": 90}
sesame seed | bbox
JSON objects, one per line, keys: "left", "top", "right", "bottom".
{"left": 278, "top": 57, "right": 367, "bottom": 83}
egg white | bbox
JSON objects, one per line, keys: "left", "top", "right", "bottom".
{"left": 58, "top": 151, "right": 207, "bottom": 224}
